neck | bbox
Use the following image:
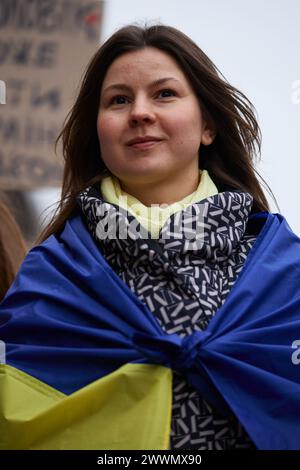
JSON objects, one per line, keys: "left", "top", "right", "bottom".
{"left": 119, "top": 169, "right": 201, "bottom": 207}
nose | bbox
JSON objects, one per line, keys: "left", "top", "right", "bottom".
{"left": 129, "top": 96, "right": 156, "bottom": 127}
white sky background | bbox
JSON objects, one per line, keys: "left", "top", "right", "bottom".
{"left": 99, "top": 0, "right": 300, "bottom": 234}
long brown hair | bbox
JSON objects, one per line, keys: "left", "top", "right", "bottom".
{"left": 37, "top": 23, "right": 278, "bottom": 243}
{"left": 0, "top": 199, "right": 27, "bottom": 302}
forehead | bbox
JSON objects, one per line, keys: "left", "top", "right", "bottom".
{"left": 102, "top": 47, "right": 188, "bottom": 86}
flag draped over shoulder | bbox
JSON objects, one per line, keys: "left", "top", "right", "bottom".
{"left": 1, "top": 210, "right": 300, "bottom": 449}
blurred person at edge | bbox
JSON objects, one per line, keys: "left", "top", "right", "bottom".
{"left": 0, "top": 23, "right": 300, "bottom": 451}
{"left": 0, "top": 199, "right": 27, "bottom": 302}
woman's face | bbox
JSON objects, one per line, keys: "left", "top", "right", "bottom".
{"left": 97, "top": 47, "right": 215, "bottom": 190}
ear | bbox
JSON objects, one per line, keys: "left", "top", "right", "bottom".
{"left": 201, "top": 118, "right": 217, "bottom": 146}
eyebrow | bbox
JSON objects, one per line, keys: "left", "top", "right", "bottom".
{"left": 102, "top": 77, "right": 181, "bottom": 95}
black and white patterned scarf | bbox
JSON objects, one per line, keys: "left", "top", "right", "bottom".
{"left": 77, "top": 186, "right": 258, "bottom": 449}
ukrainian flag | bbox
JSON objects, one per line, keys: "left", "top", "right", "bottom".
{"left": 1, "top": 211, "right": 300, "bottom": 449}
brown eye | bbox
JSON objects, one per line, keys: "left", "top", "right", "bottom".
{"left": 110, "top": 95, "right": 129, "bottom": 105}
{"left": 158, "top": 89, "right": 176, "bottom": 98}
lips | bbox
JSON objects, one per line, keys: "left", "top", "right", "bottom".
{"left": 126, "top": 136, "right": 163, "bottom": 146}
{"left": 129, "top": 140, "right": 162, "bottom": 150}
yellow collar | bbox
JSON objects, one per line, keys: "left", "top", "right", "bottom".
{"left": 100, "top": 170, "right": 218, "bottom": 238}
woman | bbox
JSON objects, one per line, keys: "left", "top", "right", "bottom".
{"left": 1, "top": 24, "right": 300, "bottom": 450}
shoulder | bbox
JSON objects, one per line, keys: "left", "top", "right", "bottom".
{"left": 0, "top": 212, "right": 103, "bottom": 308}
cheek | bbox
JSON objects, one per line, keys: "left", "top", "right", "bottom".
{"left": 166, "top": 102, "right": 202, "bottom": 132}
{"left": 166, "top": 111, "right": 202, "bottom": 146}
{"left": 97, "top": 114, "right": 117, "bottom": 145}
{"left": 97, "top": 114, "right": 125, "bottom": 172}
